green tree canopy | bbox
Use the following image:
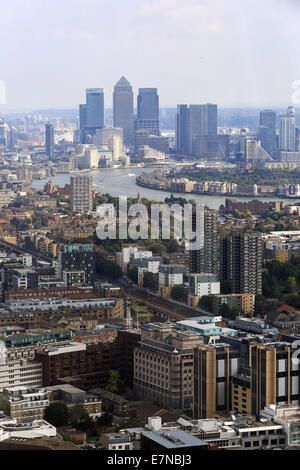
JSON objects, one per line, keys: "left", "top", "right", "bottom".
{"left": 170, "top": 285, "right": 186, "bottom": 302}
{"left": 69, "top": 404, "right": 92, "bottom": 432}
{"left": 44, "top": 401, "right": 69, "bottom": 427}
{"left": 106, "top": 370, "right": 121, "bottom": 394}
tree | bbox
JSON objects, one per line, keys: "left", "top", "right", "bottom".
{"left": 220, "top": 280, "right": 232, "bottom": 294}
{"left": 44, "top": 401, "right": 69, "bottom": 427}
{"left": 106, "top": 370, "right": 121, "bottom": 394}
{"left": 170, "top": 285, "right": 186, "bottom": 302}
{"left": 198, "top": 295, "right": 212, "bottom": 312}
{"left": 97, "top": 413, "right": 113, "bottom": 427}
{"left": 143, "top": 272, "right": 157, "bottom": 291}
{"left": 128, "top": 266, "right": 138, "bottom": 283}
{"left": 69, "top": 404, "right": 92, "bottom": 432}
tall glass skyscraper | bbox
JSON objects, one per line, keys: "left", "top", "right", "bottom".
{"left": 113, "top": 76, "right": 134, "bottom": 146}
{"left": 136, "top": 88, "right": 160, "bottom": 136}
{"left": 176, "top": 105, "right": 189, "bottom": 154}
{"left": 279, "top": 106, "right": 296, "bottom": 151}
{"left": 257, "top": 109, "right": 277, "bottom": 156}
{"left": 85, "top": 88, "right": 104, "bottom": 128}
{"left": 176, "top": 103, "right": 217, "bottom": 155}
{"left": 79, "top": 88, "right": 104, "bottom": 143}
{"left": 45, "top": 123, "right": 55, "bottom": 160}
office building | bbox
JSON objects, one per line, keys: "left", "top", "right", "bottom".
{"left": 134, "top": 324, "right": 204, "bottom": 410}
{"left": 193, "top": 134, "right": 230, "bottom": 160}
{"left": 220, "top": 232, "right": 263, "bottom": 295}
{"left": 232, "top": 342, "right": 300, "bottom": 416}
{"left": 176, "top": 105, "right": 189, "bottom": 154}
{"left": 279, "top": 106, "right": 296, "bottom": 151}
{"left": 193, "top": 344, "right": 240, "bottom": 418}
{"left": 94, "top": 126, "right": 123, "bottom": 147}
{"left": 257, "top": 109, "right": 277, "bottom": 156}
{"left": 70, "top": 175, "right": 93, "bottom": 213}
{"left": 79, "top": 88, "right": 104, "bottom": 143}
{"left": 136, "top": 88, "right": 159, "bottom": 136}
{"left": 187, "top": 104, "right": 218, "bottom": 155}
{"left": 135, "top": 129, "right": 169, "bottom": 155}
{"left": 45, "top": 123, "right": 54, "bottom": 160}
{"left": 0, "top": 359, "right": 43, "bottom": 391}
{"left": 113, "top": 76, "right": 134, "bottom": 146}
{"left": 57, "top": 244, "right": 96, "bottom": 287}
{"left": 0, "top": 119, "right": 9, "bottom": 147}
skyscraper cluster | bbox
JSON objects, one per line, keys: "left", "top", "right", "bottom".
{"left": 78, "top": 78, "right": 160, "bottom": 149}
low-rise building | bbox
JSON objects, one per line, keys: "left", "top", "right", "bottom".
{"left": 0, "top": 387, "right": 49, "bottom": 423}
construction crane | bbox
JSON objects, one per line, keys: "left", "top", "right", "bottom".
{"left": 56, "top": 118, "right": 64, "bottom": 133}
{"left": 66, "top": 118, "right": 72, "bottom": 132}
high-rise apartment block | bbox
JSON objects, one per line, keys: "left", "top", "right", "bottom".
{"left": 57, "top": 244, "right": 96, "bottom": 287}
{"left": 220, "top": 232, "right": 263, "bottom": 294}
{"left": 220, "top": 232, "right": 263, "bottom": 295}
{"left": 70, "top": 175, "right": 93, "bottom": 213}
{"left": 189, "top": 209, "right": 219, "bottom": 276}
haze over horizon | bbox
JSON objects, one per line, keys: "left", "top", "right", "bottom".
{"left": 1, "top": 0, "right": 300, "bottom": 109}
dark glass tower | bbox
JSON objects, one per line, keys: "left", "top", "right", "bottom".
{"left": 136, "top": 88, "right": 160, "bottom": 136}
{"left": 86, "top": 88, "right": 104, "bottom": 128}
{"left": 258, "top": 109, "right": 277, "bottom": 156}
{"left": 176, "top": 105, "right": 189, "bottom": 154}
{"left": 79, "top": 88, "right": 104, "bottom": 143}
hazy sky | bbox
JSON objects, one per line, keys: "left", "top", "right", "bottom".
{"left": 1, "top": 0, "right": 300, "bottom": 109}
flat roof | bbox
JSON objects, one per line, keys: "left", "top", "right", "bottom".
{"left": 142, "top": 430, "right": 207, "bottom": 448}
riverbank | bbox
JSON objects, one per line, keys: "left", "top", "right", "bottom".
{"left": 30, "top": 167, "right": 300, "bottom": 211}
{"left": 136, "top": 175, "right": 300, "bottom": 200}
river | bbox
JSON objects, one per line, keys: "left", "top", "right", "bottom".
{"left": 31, "top": 167, "right": 300, "bottom": 211}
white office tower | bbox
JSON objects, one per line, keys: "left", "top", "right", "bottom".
{"left": 70, "top": 175, "right": 93, "bottom": 213}
{"left": 87, "top": 148, "right": 100, "bottom": 169}
{"left": 279, "top": 106, "right": 296, "bottom": 151}
{"left": 110, "top": 135, "right": 122, "bottom": 161}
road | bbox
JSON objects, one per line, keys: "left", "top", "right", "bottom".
{"left": 0, "top": 239, "right": 52, "bottom": 263}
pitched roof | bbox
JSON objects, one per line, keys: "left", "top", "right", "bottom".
{"left": 114, "top": 76, "right": 132, "bottom": 88}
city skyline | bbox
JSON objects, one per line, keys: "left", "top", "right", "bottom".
{"left": 1, "top": 0, "right": 300, "bottom": 109}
